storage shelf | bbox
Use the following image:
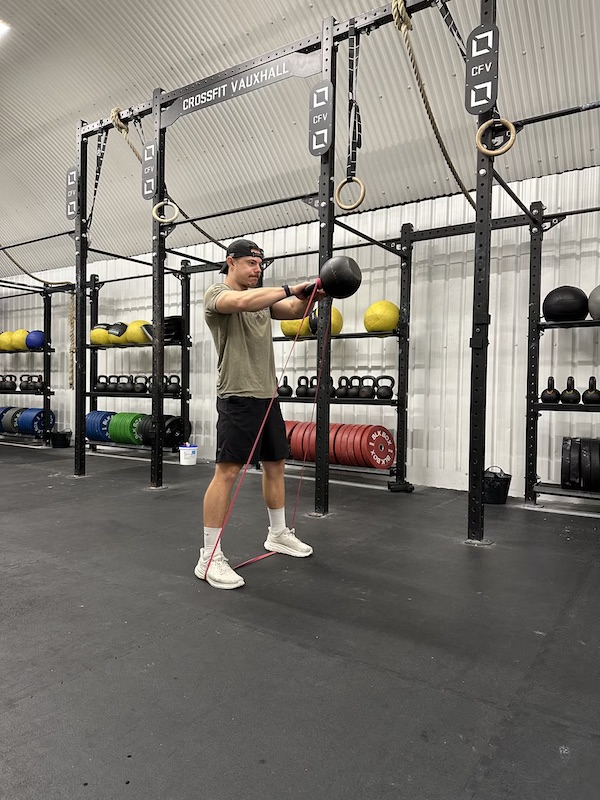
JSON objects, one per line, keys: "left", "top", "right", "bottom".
{"left": 0, "top": 390, "right": 52, "bottom": 396}
{"left": 539, "top": 319, "right": 600, "bottom": 330}
{"left": 534, "top": 482, "right": 600, "bottom": 501}
{"left": 286, "top": 458, "right": 392, "bottom": 476}
{"left": 272, "top": 330, "right": 398, "bottom": 342}
{"left": 278, "top": 396, "right": 396, "bottom": 406}
{"left": 87, "top": 391, "right": 182, "bottom": 399}
{"left": 88, "top": 342, "right": 183, "bottom": 350}
{"left": 0, "top": 348, "right": 55, "bottom": 353}
{"left": 535, "top": 403, "right": 600, "bottom": 412}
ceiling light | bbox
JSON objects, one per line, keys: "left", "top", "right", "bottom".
{"left": 0, "top": 20, "right": 11, "bottom": 38}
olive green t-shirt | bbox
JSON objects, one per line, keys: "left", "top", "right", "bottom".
{"left": 204, "top": 283, "right": 276, "bottom": 398}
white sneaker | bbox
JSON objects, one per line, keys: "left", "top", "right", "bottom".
{"left": 194, "top": 548, "right": 245, "bottom": 590}
{"left": 264, "top": 527, "right": 313, "bottom": 557}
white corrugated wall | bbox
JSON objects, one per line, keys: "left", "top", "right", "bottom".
{"left": 1, "top": 167, "right": 598, "bottom": 495}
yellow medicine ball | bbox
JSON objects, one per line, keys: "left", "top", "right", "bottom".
{"left": 0, "top": 331, "right": 13, "bottom": 350}
{"left": 308, "top": 306, "right": 344, "bottom": 336}
{"left": 280, "top": 317, "right": 311, "bottom": 338}
{"left": 11, "top": 329, "right": 29, "bottom": 351}
{"left": 107, "top": 322, "right": 129, "bottom": 345}
{"left": 90, "top": 325, "right": 111, "bottom": 346}
{"left": 364, "top": 300, "right": 400, "bottom": 332}
{"left": 125, "top": 320, "right": 152, "bottom": 344}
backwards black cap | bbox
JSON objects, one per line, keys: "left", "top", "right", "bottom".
{"left": 220, "top": 239, "right": 268, "bottom": 274}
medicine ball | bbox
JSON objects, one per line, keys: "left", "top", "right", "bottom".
{"left": 319, "top": 255, "right": 362, "bottom": 299}
{"left": 125, "top": 320, "right": 152, "bottom": 344}
{"left": 11, "top": 329, "right": 29, "bottom": 351}
{"left": 0, "top": 331, "right": 13, "bottom": 350}
{"left": 25, "top": 330, "right": 45, "bottom": 349}
{"left": 90, "top": 324, "right": 111, "bottom": 346}
{"left": 308, "top": 306, "right": 343, "bottom": 336}
{"left": 364, "top": 300, "right": 400, "bottom": 332}
{"left": 588, "top": 285, "right": 600, "bottom": 320}
{"left": 542, "top": 286, "right": 588, "bottom": 322}
{"left": 280, "top": 318, "right": 311, "bottom": 338}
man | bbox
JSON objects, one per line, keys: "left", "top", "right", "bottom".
{"left": 195, "top": 239, "right": 326, "bottom": 590}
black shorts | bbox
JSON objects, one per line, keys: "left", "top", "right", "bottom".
{"left": 216, "top": 396, "right": 288, "bottom": 465}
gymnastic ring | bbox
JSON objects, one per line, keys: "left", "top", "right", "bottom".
{"left": 475, "top": 118, "right": 517, "bottom": 157}
{"left": 151, "top": 200, "right": 180, "bottom": 223}
{"left": 335, "top": 176, "right": 366, "bottom": 211}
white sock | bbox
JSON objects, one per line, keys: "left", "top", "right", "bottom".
{"left": 268, "top": 507, "right": 286, "bottom": 534}
{"left": 203, "top": 527, "right": 222, "bottom": 556}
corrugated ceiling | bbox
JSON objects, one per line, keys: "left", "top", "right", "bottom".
{"left": 0, "top": 0, "right": 598, "bottom": 276}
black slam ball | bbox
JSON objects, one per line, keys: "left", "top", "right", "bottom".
{"left": 542, "top": 285, "right": 588, "bottom": 322}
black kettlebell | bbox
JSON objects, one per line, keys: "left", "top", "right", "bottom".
{"left": 306, "top": 376, "right": 318, "bottom": 398}
{"left": 95, "top": 375, "right": 109, "bottom": 392}
{"left": 328, "top": 376, "right": 336, "bottom": 398}
{"left": 30, "top": 374, "right": 43, "bottom": 392}
{"left": 107, "top": 375, "right": 119, "bottom": 392}
{"left": 346, "top": 376, "right": 362, "bottom": 398}
{"left": 376, "top": 375, "right": 395, "bottom": 400}
{"left": 133, "top": 375, "right": 148, "bottom": 394}
{"left": 336, "top": 376, "right": 349, "bottom": 398}
{"left": 165, "top": 375, "right": 181, "bottom": 396}
{"left": 540, "top": 376, "right": 560, "bottom": 404}
{"left": 358, "top": 376, "right": 376, "bottom": 399}
{"left": 4, "top": 374, "right": 16, "bottom": 392}
{"left": 277, "top": 376, "right": 293, "bottom": 397}
{"left": 582, "top": 376, "right": 600, "bottom": 405}
{"left": 19, "top": 374, "right": 31, "bottom": 392}
{"left": 560, "top": 376, "right": 580, "bottom": 404}
{"left": 296, "top": 376, "right": 309, "bottom": 398}
{"left": 117, "top": 375, "right": 134, "bottom": 393}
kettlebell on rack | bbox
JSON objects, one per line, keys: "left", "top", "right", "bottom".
{"left": 117, "top": 375, "right": 134, "bottom": 393}
{"left": 19, "top": 374, "right": 31, "bottom": 392}
{"left": 133, "top": 375, "right": 148, "bottom": 394}
{"left": 582, "top": 376, "right": 600, "bottom": 405}
{"left": 358, "top": 376, "right": 376, "bottom": 399}
{"left": 30, "top": 374, "right": 43, "bottom": 392}
{"left": 277, "top": 376, "right": 293, "bottom": 397}
{"left": 376, "top": 375, "right": 395, "bottom": 400}
{"left": 336, "top": 376, "right": 349, "bottom": 398}
{"left": 560, "top": 376, "right": 580, "bottom": 404}
{"left": 165, "top": 375, "right": 181, "bottom": 396}
{"left": 346, "top": 376, "right": 362, "bottom": 399}
{"left": 4, "top": 374, "right": 16, "bottom": 392}
{"left": 296, "top": 376, "right": 309, "bottom": 398}
{"left": 540, "top": 376, "right": 560, "bottom": 404}
{"left": 328, "top": 376, "right": 336, "bottom": 398}
{"left": 95, "top": 375, "right": 109, "bottom": 392}
{"left": 107, "top": 375, "right": 119, "bottom": 392}
{"left": 306, "top": 376, "right": 318, "bottom": 398}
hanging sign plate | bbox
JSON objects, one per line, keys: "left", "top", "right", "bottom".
{"left": 66, "top": 167, "right": 78, "bottom": 219}
{"left": 141, "top": 142, "right": 156, "bottom": 200}
{"left": 464, "top": 24, "right": 499, "bottom": 115}
{"left": 308, "top": 79, "right": 333, "bottom": 156}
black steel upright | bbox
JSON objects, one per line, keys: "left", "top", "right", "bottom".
{"left": 390, "top": 224, "right": 415, "bottom": 492}
{"left": 151, "top": 88, "right": 167, "bottom": 487}
{"left": 74, "top": 122, "right": 89, "bottom": 476}
{"left": 467, "top": 0, "right": 496, "bottom": 541}
{"left": 524, "top": 201, "right": 545, "bottom": 503}
{"left": 42, "top": 291, "right": 53, "bottom": 444}
{"left": 314, "top": 17, "right": 337, "bottom": 515}
{"left": 180, "top": 270, "right": 191, "bottom": 445}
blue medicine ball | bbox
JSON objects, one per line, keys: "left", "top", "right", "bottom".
{"left": 25, "top": 330, "right": 45, "bottom": 349}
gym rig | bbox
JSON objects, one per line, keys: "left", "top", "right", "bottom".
{"left": 68, "top": 0, "right": 600, "bottom": 542}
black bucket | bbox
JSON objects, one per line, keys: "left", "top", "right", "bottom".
{"left": 51, "top": 430, "right": 72, "bottom": 448}
{"left": 483, "top": 466, "right": 511, "bottom": 504}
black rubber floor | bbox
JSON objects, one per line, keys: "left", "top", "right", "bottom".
{"left": 2, "top": 445, "right": 600, "bottom": 799}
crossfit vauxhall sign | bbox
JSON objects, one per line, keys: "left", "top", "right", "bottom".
{"left": 161, "top": 51, "right": 321, "bottom": 128}
{"left": 464, "top": 24, "right": 499, "bottom": 115}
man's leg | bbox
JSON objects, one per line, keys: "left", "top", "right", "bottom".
{"left": 262, "top": 459, "right": 313, "bottom": 558}
{"left": 195, "top": 462, "right": 245, "bottom": 589}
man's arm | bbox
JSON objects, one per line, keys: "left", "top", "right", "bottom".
{"left": 214, "top": 283, "right": 315, "bottom": 314}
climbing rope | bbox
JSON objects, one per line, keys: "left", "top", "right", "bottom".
{"left": 391, "top": 0, "right": 477, "bottom": 211}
